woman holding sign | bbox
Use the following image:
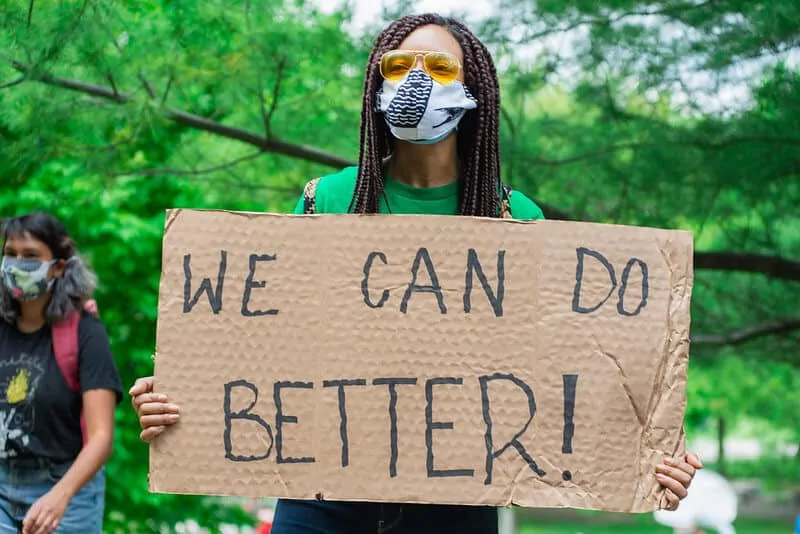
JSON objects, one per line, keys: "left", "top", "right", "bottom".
{"left": 129, "top": 13, "right": 702, "bottom": 534}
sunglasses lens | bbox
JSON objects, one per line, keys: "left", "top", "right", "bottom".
{"left": 381, "top": 51, "right": 415, "bottom": 80}
{"left": 424, "top": 52, "right": 460, "bottom": 84}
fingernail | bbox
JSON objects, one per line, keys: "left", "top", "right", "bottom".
{"left": 656, "top": 473, "right": 667, "bottom": 480}
{"left": 168, "top": 414, "right": 180, "bottom": 422}
{"left": 663, "top": 458, "right": 674, "bottom": 466}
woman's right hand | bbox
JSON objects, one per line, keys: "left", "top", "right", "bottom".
{"left": 129, "top": 376, "right": 181, "bottom": 442}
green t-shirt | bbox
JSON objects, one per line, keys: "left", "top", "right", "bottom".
{"left": 292, "top": 166, "right": 545, "bottom": 220}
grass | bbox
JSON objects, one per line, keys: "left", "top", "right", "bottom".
{"left": 518, "top": 515, "right": 793, "bottom": 533}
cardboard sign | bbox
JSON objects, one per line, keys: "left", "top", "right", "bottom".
{"left": 149, "top": 209, "right": 694, "bottom": 513}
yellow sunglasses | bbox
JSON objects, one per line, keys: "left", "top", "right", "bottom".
{"left": 379, "top": 50, "right": 462, "bottom": 85}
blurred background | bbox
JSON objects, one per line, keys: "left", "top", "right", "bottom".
{"left": 1, "top": 0, "right": 797, "bottom": 532}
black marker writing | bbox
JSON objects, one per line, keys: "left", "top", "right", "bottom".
{"left": 479, "top": 373, "right": 545, "bottom": 484}
{"left": 425, "top": 377, "right": 474, "bottom": 478}
{"left": 464, "top": 249, "right": 505, "bottom": 317}
{"left": 572, "top": 247, "right": 649, "bottom": 316}
{"left": 183, "top": 250, "right": 227, "bottom": 314}
{"left": 241, "top": 253, "right": 279, "bottom": 317}
{"left": 561, "top": 374, "right": 579, "bottom": 481}
{"left": 274, "top": 381, "right": 315, "bottom": 464}
{"left": 323, "top": 379, "right": 367, "bottom": 467}
{"left": 361, "top": 252, "right": 390, "bottom": 308}
{"left": 618, "top": 259, "right": 648, "bottom": 316}
{"left": 223, "top": 379, "right": 273, "bottom": 462}
{"left": 374, "top": 377, "right": 417, "bottom": 478}
{"left": 400, "top": 248, "right": 447, "bottom": 314}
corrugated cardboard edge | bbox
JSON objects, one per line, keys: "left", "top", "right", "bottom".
{"left": 149, "top": 208, "right": 182, "bottom": 485}
{"left": 156, "top": 207, "right": 689, "bottom": 230}
{"left": 634, "top": 229, "right": 694, "bottom": 512}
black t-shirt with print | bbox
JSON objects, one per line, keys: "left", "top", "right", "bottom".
{"left": 0, "top": 312, "right": 123, "bottom": 462}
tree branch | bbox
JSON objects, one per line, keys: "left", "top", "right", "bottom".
{"left": 106, "top": 73, "right": 119, "bottom": 96}
{"left": 12, "top": 61, "right": 355, "bottom": 169}
{"left": 516, "top": 0, "right": 722, "bottom": 44}
{"left": 111, "top": 150, "right": 265, "bottom": 177}
{"left": 139, "top": 73, "right": 157, "bottom": 99}
{"left": 124, "top": 173, "right": 300, "bottom": 194}
{"left": 10, "top": 61, "right": 800, "bottom": 282}
{"left": 692, "top": 317, "right": 800, "bottom": 347}
{"left": 694, "top": 252, "right": 800, "bottom": 281}
{"left": 259, "top": 55, "right": 286, "bottom": 138}
{"left": 27, "top": 0, "right": 35, "bottom": 28}
{"left": 6, "top": 60, "right": 577, "bottom": 221}
{"left": 0, "top": 76, "right": 26, "bottom": 89}
{"left": 160, "top": 70, "right": 174, "bottom": 106}
{"left": 524, "top": 137, "right": 800, "bottom": 167}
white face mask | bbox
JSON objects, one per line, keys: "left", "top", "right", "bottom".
{"left": 1, "top": 257, "right": 56, "bottom": 301}
{"left": 376, "top": 69, "right": 478, "bottom": 145}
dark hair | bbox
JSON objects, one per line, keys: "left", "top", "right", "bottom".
{"left": 351, "top": 13, "right": 502, "bottom": 217}
{"left": 0, "top": 212, "right": 97, "bottom": 323}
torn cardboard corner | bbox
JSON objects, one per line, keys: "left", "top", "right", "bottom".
{"left": 149, "top": 209, "right": 694, "bottom": 513}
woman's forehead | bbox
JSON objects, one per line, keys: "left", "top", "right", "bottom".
{"left": 3, "top": 232, "right": 47, "bottom": 251}
{"left": 397, "top": 25, "right": 462, "bottom": 61}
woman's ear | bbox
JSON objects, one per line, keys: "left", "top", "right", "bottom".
{"left": 51, "top": 258, "right": 67, "bottom": 279}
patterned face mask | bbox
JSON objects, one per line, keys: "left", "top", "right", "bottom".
{"left": 376, "top": 69, "right": 478, "bottom": 145}
{"left": 0, "top": 257, "right": 56, "bottom": 301}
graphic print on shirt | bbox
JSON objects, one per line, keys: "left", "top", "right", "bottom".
{"left": 0, "top": 354, "right": 45, "bottom": 458}
{"left": 383, "top": 69, "right": 434, "bottom": 127}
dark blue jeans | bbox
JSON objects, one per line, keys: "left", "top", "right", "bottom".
{"left": 271, "top": 499, "right": 498, "bottom": 534}
{"left": 0, "top": 457, "right": 105, "bottom": 533}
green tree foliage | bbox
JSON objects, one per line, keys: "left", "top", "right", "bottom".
{"left": 481, "top": 0, "right": 800, "bottom": 448}
{"left": 1, "top": 0, "right": 798, "bottom": 529}
{"left": 1, "top": 0, "right": 364, "bottom": 529}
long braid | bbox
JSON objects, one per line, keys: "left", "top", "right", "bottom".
{"left": 351, "top": 14, "right": 503, "bottom": 217}
{"left": 350, "top": 21, "right": 408, "bottom": 213}
{"left": 449, "top": 18, "right": 503, "bottom": 217}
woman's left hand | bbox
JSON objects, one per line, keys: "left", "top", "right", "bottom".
{"left": 22, "top": 489, "right": 69, "bottom": 534}
{"left": 655, "top": 451, "right": 703, "bottom": 510}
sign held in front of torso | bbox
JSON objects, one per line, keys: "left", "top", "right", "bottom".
{"left": 149, "top": 209, "right": 694, "bottom": 513}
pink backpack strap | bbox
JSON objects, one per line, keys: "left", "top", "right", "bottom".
{"left": 52, "top": 312, "right": 81, "bottom": 392}
{"left": 51, "top": 300, "right": 98, "bottom": 446}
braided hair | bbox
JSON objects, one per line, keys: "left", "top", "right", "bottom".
{"left": 349, "top": 13, "right": 503, "bottom": 217}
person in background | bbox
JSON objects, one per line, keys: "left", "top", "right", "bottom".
{"left": 0, "top": 213, "right": 123, "bottom": 533}
{"left": 128, "top": 12, "right": 702, "bottom": 534}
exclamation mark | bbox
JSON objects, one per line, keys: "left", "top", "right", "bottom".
{"left": 561, "top": 374, "right": 579, "bottom": 481}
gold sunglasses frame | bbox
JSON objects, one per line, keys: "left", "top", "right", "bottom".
{"left": 379, "top": 49, "right": 463, "bottom": 84}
